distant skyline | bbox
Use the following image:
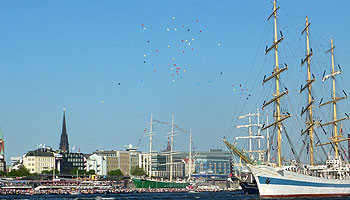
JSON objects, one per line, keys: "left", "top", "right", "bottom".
{"left": 0, "top": 0, "right": 349, "bottom": 162}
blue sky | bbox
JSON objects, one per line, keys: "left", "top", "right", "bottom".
{"left": 0, "top": 0, "right": 349, "bottom": 163}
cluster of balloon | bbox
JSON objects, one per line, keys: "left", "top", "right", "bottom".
{"left": 231, "top": 84, "right": 249, "bottom": 92}
{"left": 231, "top": 84, "right": 252, "bottom": 99}
{"left": 141, "top": 17, "right": 204, "bottom": 83}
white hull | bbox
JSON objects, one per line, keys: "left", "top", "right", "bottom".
{"left": 248, "top": 164, "right": 350, "bottom": 197}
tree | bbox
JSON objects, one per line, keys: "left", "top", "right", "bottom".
{"left": 70, "top": 168, "right": 85, "bottom": 175}
{"left": 0, "top": 170, "right": 6, "bottom": 176}
{"left": 41, "top": 169, "right": 59, "bottom": 175}
{"left": 86, "top": 169, "right": 95, "bottom": 175}
{"left": 130, "top": 166, "right": 147, "bottom": 176}
{"left": 108, "top": 169, "right": 124, "bottom": 176}
{"left": 8, "top": 165, "right": 30, "bottom": 177}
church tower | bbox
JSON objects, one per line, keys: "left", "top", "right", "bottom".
{"left": 59, "top": 108, "right": 69, "bottom": 152}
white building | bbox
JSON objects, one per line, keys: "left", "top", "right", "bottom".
{"left": 86, "top": 154, "right": 107, "bottom": 176}
{"left": 23, "top": 150, "right": 55, "bottom": 174}
{"left": 10, "top": 157, "right": 23, "bottom": 171}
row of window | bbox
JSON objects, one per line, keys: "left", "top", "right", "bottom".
{"left": 63, "top": 154, "right": 83, "bottom": 158}
{"left": 67, "top": 158, "right": 83, "bottom": 162}
{"left": 38, "top": 158, "right": 53, "bottom": 162}
{"left": 27, "top": 157, "right": 53, "bottom": 162}
{"left": 38, "top": 163, "right": 54, "bottom": 167}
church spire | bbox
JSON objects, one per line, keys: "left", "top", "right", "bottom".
{"left": 59, "top": 108, "right": 69, "bottom": 152}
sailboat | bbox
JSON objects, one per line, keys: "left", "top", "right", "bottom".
{"left": 133, "top": 114, "right": 189, "bottom": 189}
{"left": 234, "top": 109, "right": 263, "bottom": 194}
{"left": 224, "top": 0, "right": 350, "bottom": 197}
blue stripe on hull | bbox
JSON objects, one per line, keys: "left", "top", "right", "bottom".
{"left": 258, "top": 176, "right": 350, "bottom": 188}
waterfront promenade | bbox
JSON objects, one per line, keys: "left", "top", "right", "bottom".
{"left": 0, "top": 180, "right": 229, "bottom": 195}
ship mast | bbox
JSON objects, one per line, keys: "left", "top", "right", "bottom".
{"left": 300, "top": 16, "right": 315, "bottom": 165}
{"left": 169, "top": 113, "right": 175, "bottom": 182}
{"left": 148, "top": 113, "right": 155, "bottom": 178}
{"left": 188, "top": 129, "right": 192, "bottom": 180}
{"left": 318, "top": 39, "right": 349, "bottom": 159}
{"left": 236, "top": 109, "right": 264, "bottom": 161}
{"left": 266, "top": 113, "right": 270, "bottom": 162}
{"left": 262, "top": 0, "right": 290, "bottom": 167}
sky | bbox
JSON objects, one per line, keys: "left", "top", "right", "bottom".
{"left": 0, "top": 0, "right": 349, "bottom": 163}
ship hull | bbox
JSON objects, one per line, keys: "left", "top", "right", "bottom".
{"left": 133, "top": 178, "right": 189, "bottom": 188}
{"left": 240, "top": 181, "right": 259, "bottom": 194}
{"left": 248, "top": 164, "right": 350, "bottom": 197}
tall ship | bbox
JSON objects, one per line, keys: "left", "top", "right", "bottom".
{"left": 133, "top": 114, "right": 190, "bottom": 189}
{"left": 224, "top": 0, "right": 350, "bottom": 197}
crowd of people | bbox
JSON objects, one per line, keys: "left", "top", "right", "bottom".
{"left": 0, "top": 180, "right": 224, "bottom": 196}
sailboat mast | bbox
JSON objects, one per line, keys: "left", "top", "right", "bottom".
{"left": 248, "top": 113, "right": 253, "bottom": 159}
{"left": 149, "top": 114, "right": 153, "bottom": 153}
{"left": 330, "top": 39, "right": 339, "bottom": 159}
{"left": 188, "top": 129, "right": 192, "bottom": 180}
{"left": 272, "top": 0, "right": 282, "bottom": 167}
{"left": 319, "top": 39, "right": 349, "bottom": 159}
{"left": 170, "top": 114, "right": 175, "bottom": 182}
{"left": 149, "top": 113, "right": 154, "bottom": 178}
{"left": 257, "top": 108, "right": 262, "bottom": 161}
{"left": 262, "top": 0, "right": 289, "bottom": 167}
{"left": 267, "top": 113, "right": 270, "bottom": 162}
{"left": 301, "top": 16, "right": 315, "bottom": 165}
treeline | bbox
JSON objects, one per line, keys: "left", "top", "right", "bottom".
{"left": 0, "top": 165, "right": 147, "bottom": 177}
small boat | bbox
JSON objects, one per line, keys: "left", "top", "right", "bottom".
{"left": 239, "top": 181, "right": 258, "bottom": 194}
